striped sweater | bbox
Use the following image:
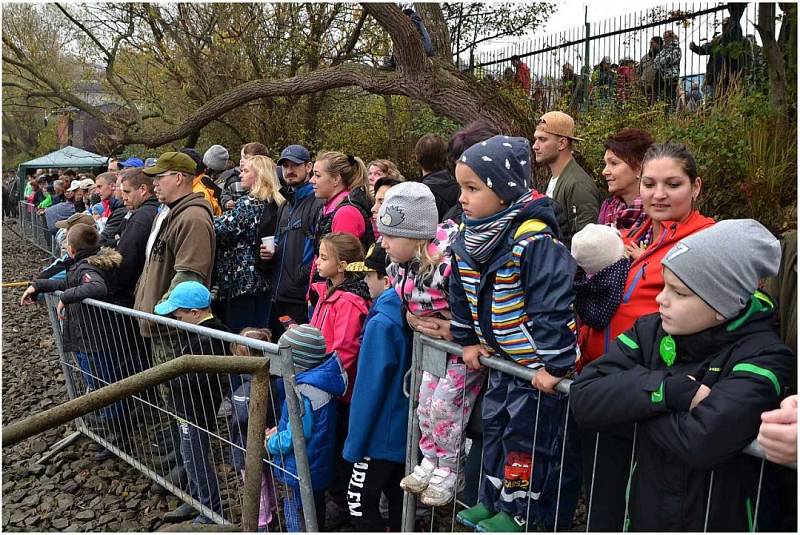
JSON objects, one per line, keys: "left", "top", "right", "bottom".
{"left": 449, "top": 197, "right": 578, "bottom": 376}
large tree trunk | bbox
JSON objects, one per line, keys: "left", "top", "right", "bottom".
{"left": 755, "top": 3, "right": 789, "bottom": 120}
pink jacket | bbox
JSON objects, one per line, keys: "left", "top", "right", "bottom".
{"left": 309, "top": 280, "right": 370, "bottom": 403}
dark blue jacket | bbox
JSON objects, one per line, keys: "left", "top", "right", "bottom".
{"left": 267, "top": 354, "right": 346, "bottom": 490}
{"left": 449, "top": 196, "right": 578, "bottom": 377}
{"left": 344, "top": 289, "right": 411, "bottom": 464}
{"left": 272, "top": 182, "right": 323, "bottom": 305}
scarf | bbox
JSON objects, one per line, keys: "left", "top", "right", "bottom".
{"left": 464, "top": 191, "right": 534, "bottom": 263}
{"left": 598, "top": 195, "right": 647, "bottom": 232}
{"left": 328, "top": 274, "right": 372, "bottom": 303}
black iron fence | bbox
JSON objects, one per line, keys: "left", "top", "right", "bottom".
{"left": 462, "top": 2, "right": 767, "bottom": 114}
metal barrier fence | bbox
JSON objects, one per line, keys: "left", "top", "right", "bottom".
{"left": 402, "top": 333, "right": 796, "bottom": 532}
{"left": 464, "top": 2, "right": 767, "bottom": 114}
{"left": 8, "top": 292, "right": 321, "bottom": 531}
{"left": 17, "top": 201, "right": 60, "bottom": 258}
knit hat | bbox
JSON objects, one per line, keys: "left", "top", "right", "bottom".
{"left": 661, "top": 219, "right": 781, "bottom": 319}
{"left": 377, "top": 182, "right": 438, "bottom": 240}
{"left": 279, "top": 324, "right": 328, "bottom": 370}
{"left": 571, "top": 224, "right": 625, "bottom": 275}
{"left": 458, "top": 135, "right": 531, "bottom": 204}
{"left": 203, "top": 145, "right": 229, "bottom": 172}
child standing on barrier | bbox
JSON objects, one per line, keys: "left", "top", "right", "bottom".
{"left": 308, "top": 231, "right": 371, "bottom": 517}
{"left": 449, "top": 135, "right": 582, "bottom": 532}
{"left": 154, "top": 281, "right": 230, "bottom": 525}
{"left": 228, "top": 327, "right": 279, "bottom": 532}
{"left": 343, "top": 243, "right": 411, "bottom": 531}
{"left": 376, "top": 181, "right": 472, "bottom": 507}
{"left": 570, "top": 220, "right": 794, "bottom": 531}
{"left": 267, "top": 325, "right": 348, "bottom": 532}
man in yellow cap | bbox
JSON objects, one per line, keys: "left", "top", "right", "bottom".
{"left": 532, "top": 111, "right": 602, "bottom": 248}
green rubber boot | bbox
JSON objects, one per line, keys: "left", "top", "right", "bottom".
{"left": 476, "top": 511, "right": 526, "bottom": 532}
{"left": 456, "top": 503, "right": 495, "bottom": 529}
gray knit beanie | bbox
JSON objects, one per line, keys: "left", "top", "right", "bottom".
{"left": 661, "top": 219, "right": 781, "bottom": 319}
{"left": 278, "top": 324, "right": 327, "bottom": 370}
{"left": 203, "top": 144, "right": 229, "bottom": 172}
{"left": 377, "top": 181, "right": 438, "bottom": 240}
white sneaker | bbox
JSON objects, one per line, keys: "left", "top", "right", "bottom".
{"left": 420, "top": 467, "right": 464, "bottom": 507}
{"left": 400, "top": 458, "right": 437, "bottom": 495}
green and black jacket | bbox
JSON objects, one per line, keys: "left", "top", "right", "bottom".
{"left": 570, "top": 292, "right": 793, "bottom": 531}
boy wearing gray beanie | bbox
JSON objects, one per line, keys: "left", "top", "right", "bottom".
{"left": 571, "top": 219, "right": 794, "bottom": 532}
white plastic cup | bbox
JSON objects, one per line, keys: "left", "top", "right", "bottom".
{"left": 261, "top": 236, "right": 275, "bottom": 253}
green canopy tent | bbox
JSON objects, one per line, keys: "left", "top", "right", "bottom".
{"left": 16, "top": 146, "right": 109, "bottom": 199}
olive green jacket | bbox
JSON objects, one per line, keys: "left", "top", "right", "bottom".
{"left": 552, "top": 157, "right": 603, "bottom": 248}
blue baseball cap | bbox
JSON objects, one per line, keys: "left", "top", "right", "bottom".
{"left": 277, "top": 145, "right": 311, "bottom": 165}
{"left": 154, "top": 281, "right": 211, "bottom": 316}
{"left": 119, "top": 157, "right": 144, "bottom": 168}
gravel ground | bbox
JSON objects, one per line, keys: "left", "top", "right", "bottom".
{"left": 1, "top": 223, "right": 181, "bottom": 532}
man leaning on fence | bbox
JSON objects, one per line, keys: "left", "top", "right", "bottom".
{"left": 133, "top": 152, "right": 216, "bottom": 475}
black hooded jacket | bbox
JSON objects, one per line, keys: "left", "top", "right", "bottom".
{"left": 570, "top": 294, "right": 793, "bottom": 531}
{"left": 32, "top": 247, "right": 123, "bottom": 353}
{"left": 421, "top": 169, "right": 460, "bottom": 222}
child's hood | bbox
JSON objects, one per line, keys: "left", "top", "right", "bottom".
{"left": 86, "top": 246, "right": 123, "bottom": 271}
{"left": 513, "top": 194, "right": 560, "bottom": 236}
{"left": 296, "top": 353, "right": 347, "bottom": 398}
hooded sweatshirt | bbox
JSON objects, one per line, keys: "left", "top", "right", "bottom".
{"left": 344, "top": 288, "right": 411, "bottom": 464}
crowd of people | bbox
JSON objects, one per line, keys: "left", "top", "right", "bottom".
{"left": 501, "top": 21, "right": 766, "bottom": 113}
{"left": 16, "top": 108, "right": 797, "bottom": 532}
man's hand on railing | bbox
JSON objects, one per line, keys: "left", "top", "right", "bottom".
{"left": 462, "top": 344, "right": 488, "bottom": 370}
{"left": 19, "top": 285, "right": 36, "bottom": 305}
{"left": 532, "top": 368, "right": 562, "bottom": 395}
{"left": 56, "top": 300, "right": 66, "bottom": 320}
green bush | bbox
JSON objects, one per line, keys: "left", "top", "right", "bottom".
{"left": 574, "top": 88, "right": 796, "bottom": 234}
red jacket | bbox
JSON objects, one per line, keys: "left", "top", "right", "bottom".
{"left": 578, "top": 211, "right": 715, "bottom": 368}
{"left": 309, "top": 280, "right": 370, "bottom": 403}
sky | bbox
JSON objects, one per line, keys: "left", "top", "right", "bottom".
{"left": 481, "top": 1, "right": 685, "bottom": 51}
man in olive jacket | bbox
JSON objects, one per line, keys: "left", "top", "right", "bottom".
{"left": 134, "top": 152, "right": 216, "bottom": 368}
{"left": 533, "top": 111, "right": 602, "bottom": 248}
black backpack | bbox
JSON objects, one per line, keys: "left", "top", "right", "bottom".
{"left": 315, "top": 188, "right": 376, "bottom": 253}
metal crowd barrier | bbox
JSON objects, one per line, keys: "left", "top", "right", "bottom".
{"left": 4, "top": 293, "right": 321, "bottom": 532}
{"left": 402, "top": 333, "right": 796, "bottom": 533}
{"left": 17, "top": 201, "right": 59, "bottom": 258}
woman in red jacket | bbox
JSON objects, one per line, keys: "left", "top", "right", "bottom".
{"left": 575, "top": 142, "right": 715, "bottom": 531}
{"left": 579, "top": 142, "right": 715, "bottom": 366}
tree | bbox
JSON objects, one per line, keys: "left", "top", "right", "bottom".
{"left": 3, "top": 3, "right": 555, "bottom": 151}
{"left": 754, "top": 3, "right": 795, "bottom": 123}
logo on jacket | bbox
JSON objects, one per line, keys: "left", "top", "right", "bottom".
{"left": 380, "top": 205, "right": 405, "bottom": 227}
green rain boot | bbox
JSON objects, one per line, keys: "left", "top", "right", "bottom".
{"left": 476, "top": 511, "right": 526, "bottom": 532}
{"left": 457, "top": 503, "right": 495, "bottom": 529}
